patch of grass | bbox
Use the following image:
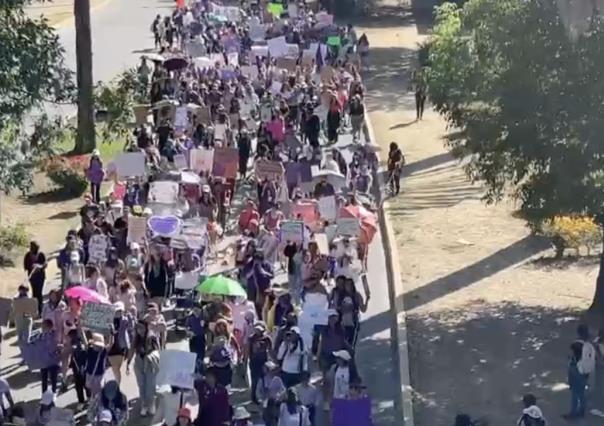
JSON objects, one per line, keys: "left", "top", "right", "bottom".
{"left": 55, "top": 131, "right": 126, "bottom": 162}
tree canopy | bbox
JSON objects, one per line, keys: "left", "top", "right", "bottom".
{"left": 0, "top": 0, "right": 74, "bottom": 194}
{"left": 0, "top": 0, "right": 74, "bottom": 129}
{"left": 426, "top": 0, "right": 604, "bottom": 310}
{"left": 426, "top": 0, "right": 604, "bottom": 226}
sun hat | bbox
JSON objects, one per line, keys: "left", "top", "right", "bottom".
{"left": 327, "top": 309, "right": 339, "bottom": 318}
{"left": 333, "top": 349, "right": 352, "bottom": 361}
{"left": 178, "top": 407, "right": 192, "bottom": 420}
{"left": 265, "top": 360, "right": 278, "bottom": 371}
{"left": 91, "top": 333, "right": 105, "bottom": 348}
{"left": 40, "top": 389, "right": 55, "bottom": 406}
{"left": 232, "top": 406, "right": 251, "bottom": 420}
{"left": 98, "top": 409, "right": 113, "bottom": 424}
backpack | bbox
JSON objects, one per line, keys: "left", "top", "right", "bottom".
{"left": 578, "top": 341, "right": 596, "bottom": 374}
{"left": 520, "top": 413, "right": 545, "bottom": 426}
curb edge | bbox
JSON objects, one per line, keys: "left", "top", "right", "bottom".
{"left": 364, "top": 112, "right": 415, "bottom": 426}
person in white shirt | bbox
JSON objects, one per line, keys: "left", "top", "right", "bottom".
{"left": 278, "top": 388, "right": 311, "bottom": 426}
{"left": 277, "top": 327, "right": 308, "bottom": 388}
{"left": 327, "top": 350, "right": 359, "bottom": 404}
{"left": 85, "top": 264, "right": 108, "bottom": 299}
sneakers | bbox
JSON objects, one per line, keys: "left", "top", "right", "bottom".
{"left": 140, "top": 407, "right": 148, "bottom": 417}
{"left": 148, "top": 404, "right": 156, "bottom": 416}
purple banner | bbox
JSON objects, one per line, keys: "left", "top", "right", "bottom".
{"left": 20, "top": 332, "right": 60, "bottom": 370}
{"left": 331, "top": 397, "right": 372, "bottom": 426}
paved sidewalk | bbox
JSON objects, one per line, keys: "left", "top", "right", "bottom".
{"left": 358, "top": 2, "right": 601, "bottom": 426}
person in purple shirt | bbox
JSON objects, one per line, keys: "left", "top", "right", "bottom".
{"left": 194, "top": 370, "right": 231, "bottom": 426}
{"left": 86, "top": 150, "right": 106, "bottom": 204}
{"left": 37, "top": 319, "right": 61, "bottom": 394}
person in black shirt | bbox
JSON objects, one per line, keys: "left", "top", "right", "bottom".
{"left": 387, "top": 142, "right": 405, "bottom": 195}
{"left": 304, "top": 105, "right": 321, "bottom": 148}
{"left": 23, "top": 241, "right": 47, "bottom": 314}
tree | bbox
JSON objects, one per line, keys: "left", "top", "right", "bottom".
{"left": 425, "top": 0, "right": 604, "bottom": 311}
{"left": 74, "top": 0, "right": 96, "bottom": 153}
{"left": 0, "top": 0, "right": 74, "bottom": 129}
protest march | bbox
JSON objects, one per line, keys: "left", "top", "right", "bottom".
{"left": 0, "top": 0, "right": 402, "bottom": 424}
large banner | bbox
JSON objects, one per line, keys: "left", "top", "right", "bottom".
{"left": 332, "top": 397, "right": 372, "bottom": 426}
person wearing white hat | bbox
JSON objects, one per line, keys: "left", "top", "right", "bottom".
{"left": 96, "top": 409, "right": 114, "bottom": 426}
{"left": 85, "top": 333, "right": 108, "bottom": 397}
{"left": 87, "top": 149, "right": 106, "bottom": 203}
{"left": 232, "top": 406, "right": 252, "bottom": 426}
{"left": 276, "top": 326, "right": 308, "bottom": 388}
{"left": 108, "top": 301, "right": 131, "bottom": 384}
{"left": 327, "top": 349, "right": 360, "bottom": 404}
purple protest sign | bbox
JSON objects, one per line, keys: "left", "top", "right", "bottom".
{"left": 148, "top": 215, "right": 182, "bottom": 238}
{"left": 20, "top": 332, "right": 60, "bottom": 370}
{"left": 331, "top": 397, "right": 372, "bottom": 426}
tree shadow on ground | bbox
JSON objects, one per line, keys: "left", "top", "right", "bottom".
{"left": 22, "top": 190, "right": 80, "bottom": 205}
{"left": 385, "top": 166, "right": 482, "bottom": 219}
{"left": 406, "top": 301, "right": 601, "bottom": 426}
{"left": 362, "top": 47, "right": 417, "bottom": 112}
{"left": 403, "top": 235, "right": 550, "bottom": 310}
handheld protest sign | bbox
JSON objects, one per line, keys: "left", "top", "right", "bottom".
{"left": 280, "top": 220, "right": 304, "bottom": 243}
{"left": 255, "top": 158, "right": 285, "bottom": 182}
{"left": 80, "top": 302, "right": 116, "bottom": 332}
{"left": 157, "top": 350, "right": 197, "bottom": 389}
{"left": 13, "top": 297, "right": 38, "bottom": 318}
{"left": 127, "top": 215, "right": 148, "bottom": 244}
{"left": 212, "top": 147, "right": 239, "bottom": 179}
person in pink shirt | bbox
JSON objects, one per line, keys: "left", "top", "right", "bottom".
{"left": 267, "top": 113, "right": 285, "bottom": 146}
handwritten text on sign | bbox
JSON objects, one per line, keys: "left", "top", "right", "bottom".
{"left": 280, "top": 221, "right": 304, "bottom": 243}
{"left": 212, "top": 147, "right": 239, "bottom": 179}
{"left": 81, "top": 303, "right": 115, "bottom": 331}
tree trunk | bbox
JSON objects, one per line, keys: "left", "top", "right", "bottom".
{"left": 73, "top": 0, "right": 96, "bottom": 154}
{"left": 589, "top": 230, "right": 604, "bottom": 313}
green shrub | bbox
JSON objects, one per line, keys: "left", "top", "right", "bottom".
{"left": 45, "top": 155, "right": 89, "bottom": 196}
{"left": 0, "top": 224, "right": 29, "bottom": 261}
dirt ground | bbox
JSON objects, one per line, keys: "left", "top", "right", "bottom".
{"left": 26, "top": 0, "right": 109, "bottom": 27}
{"left": 0, "top": 175, "right": 84, "bottom": 296}
{"left": 358, "top": 2, "right": 602, "bottom": 425}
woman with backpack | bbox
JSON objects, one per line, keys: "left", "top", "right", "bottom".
{"left": 277, "top": 388, "right": 311, "bottom": 426}
{"left": 334, "top": 278, "right": 368, "bottom": 348}
{"left": 276, "top": 327, "right": 307, "bottom": 388}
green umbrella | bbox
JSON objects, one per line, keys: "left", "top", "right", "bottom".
{"left": 196, "top": 275, "right": 247, "bottom": 297}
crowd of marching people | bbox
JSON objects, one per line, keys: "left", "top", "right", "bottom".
{"left": 0, "top": 0, "right": 406, "bottom": 424}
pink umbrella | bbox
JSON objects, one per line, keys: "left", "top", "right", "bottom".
{"left": 64, "top": 286, "right": 110, "bottom": 304}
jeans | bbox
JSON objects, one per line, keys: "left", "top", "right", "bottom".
{"left": 249, "top": 360, "right": 265, "bottom": 403}
{"left": 72, "top": 370, "right": 89, "bottom": 403}
{"left": 41, "top": 365, "right": 59, "bottom": 393}
{"left": 288, "top": 273, "right": 301, "bottom": 305}
{"left": 571, "top": 383, "right": 587, "bottom": 417}
{"left": 134, "top": 357, "right": 157, "bottom": 409}
{"left": 90, "top": 182, "right": 101, "bottom": 204}
{"left": 14, "top": 316, "right": 32, "bottom": 344}
{"left": 189, "top": 335, "right": 206, "bottom": 374}
{"left": 29, "top": 278, "right": 44, "bottom": 315}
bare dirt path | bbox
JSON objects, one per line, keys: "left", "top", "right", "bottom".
{"left": 358, "top": 2, "right": 601, "bottom": 425}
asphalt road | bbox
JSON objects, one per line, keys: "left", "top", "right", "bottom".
{"left": 3, "top": 1, "right": 402, "bottom": 423}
